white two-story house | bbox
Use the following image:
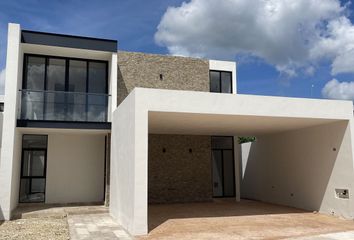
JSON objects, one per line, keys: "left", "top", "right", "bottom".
{"left": 1, "top": 23, "right": 354, "bottom": 236}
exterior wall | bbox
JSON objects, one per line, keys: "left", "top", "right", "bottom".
{"left": 148, "top": 134, "right": 212, "bottom": 203}
{"left": 117, "top": 51, "right": 210, "bottom": 105}
{"left": 110, "top": 90, "right": 148, "bottom": 235}
{"left": 241, "top": 121, "right": 354, "bottom": 219}
{"left": 0, "top": 23, "right": 23, "bottom": 220}
{"left": 46, "top": 133, "right": 105, "bottom": 204}
{"left": 209, "top": 60, "right": 237, "bottom": 94}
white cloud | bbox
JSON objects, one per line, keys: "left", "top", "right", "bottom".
{"left": 322, "top": 79, "right": 354, "bottom": 100}
{"left": 155, "top": 0, "right": 354, "bottom": 76}
{"left": 0, "top": 68, "right": 5, "bottom": 95}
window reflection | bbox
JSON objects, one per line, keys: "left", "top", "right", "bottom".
{"left": 210, "top": 70, "right": 232, "bottom": 93}
{"left": 22, "top": 55, "right": 109, "bottom": 122}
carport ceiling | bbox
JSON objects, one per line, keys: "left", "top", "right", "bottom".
{"left": 148, "top": 112, "right": 343, "bottom": 136}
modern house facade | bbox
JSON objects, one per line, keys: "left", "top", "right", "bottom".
{"left": 1, "top": 23, "right": 354, "bottom": 236}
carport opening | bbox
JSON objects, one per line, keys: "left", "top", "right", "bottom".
{"left": 148, "top": 112, "right": 350, "bottom": 233}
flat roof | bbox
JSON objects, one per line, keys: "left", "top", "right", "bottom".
{"left": 21, "top": 30, "right": 117, "bottom": 52}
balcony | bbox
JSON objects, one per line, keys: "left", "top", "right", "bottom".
{"left": 18, "top": 89, "right": 111, "bottom": 128}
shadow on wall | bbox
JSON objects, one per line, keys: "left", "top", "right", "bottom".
{"left": 117, "top": 66, "right": 128, "bottom": 106}
{"left": 0, "top": 208, "right": 4, "bottom": 221}
{"left": 241, "top": 121, "right": 352, "bottom": 213}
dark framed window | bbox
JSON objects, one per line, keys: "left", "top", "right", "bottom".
{"left": 21, "top": 54, "right": 109, "bottom": 122}
{"left": 210, "top": 70, "right": 232, "bottom": 93}
{"left": 19, "top": 135, "right": 48, "bottom": 203}
{"left": 23, "top": 54, "right": 108, "bottom": 94}
{"left": 211, "top": 136, "right": 235, "bottom": 198}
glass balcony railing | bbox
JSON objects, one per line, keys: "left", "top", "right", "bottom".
{"left": 19, "top": 89, "right": 110, "bottom": 122}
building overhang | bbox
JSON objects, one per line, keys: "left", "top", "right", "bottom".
{"left": 21, "top": 30, "right": 117, "bottom": 52}
{"left": 130, "top": 88, "right": 353, "bottom": 136}
{"left": 17, "top": 120, "right": 111, "bottom": 130}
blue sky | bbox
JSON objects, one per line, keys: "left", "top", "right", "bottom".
{"left": 1, "top": 0, "right": 354, "bottom": 99}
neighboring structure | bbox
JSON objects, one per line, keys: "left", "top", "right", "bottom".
{"left": 1, "top": 23, "right": 354, "bottom": 236}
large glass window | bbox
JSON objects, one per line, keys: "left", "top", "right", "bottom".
{"left": 46, "top": 58, "right": 66, "bottom": 120}
{"left": 88, "top": 62, "right": 107, "bottom": 93}
{"left": 88, "top": 62, "right": 107, "bottom": 122}
{"left": 210, "top": 70, "right": 232, "bottom": 93}
{"left": 47, "top": 58, "right": 66, "bottom": 91}
{"left": 25, "top": 56, "right": 45, "bottom": 90}
{"left": 19, "top": 135, "right": 47, "bottom": 203}
{"left": 68, "top": 60, "right": 87, "bottom": 121}
{"left": 22, "top": 54, "right": 108, "bottom": 122}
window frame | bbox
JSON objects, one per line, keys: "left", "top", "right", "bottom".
{"left": 19, "top": 134, "right": 48, "bottom": 203}
{"left": 22, "top": 53, "right": 109, "bottom": 94}
{"left": 22, "top": 54, "right": 109, "bottom": 122}
{"left": 209, "top": 70, "right": 233, "bottom": 94}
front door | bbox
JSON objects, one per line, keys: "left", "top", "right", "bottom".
{"left": 19, "top": 135, "right": 48, "bottom": 203}
{"left": 212, "top": 136, "right": 235, "bottom": 197}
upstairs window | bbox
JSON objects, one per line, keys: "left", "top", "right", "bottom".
{"left": 23, "top": 54, "right": 108, "bottom": 94}
{"left": 210, "top": 70, "right": 232, "bottom": 93}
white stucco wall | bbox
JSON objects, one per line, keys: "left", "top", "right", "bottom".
{"left": 241, "top": 120, "right": 354, "bottom": 219}
{"left": 45, "top": 133, "right": 105, "bottom": 204}
{"left": 0, "top": 23, "right": 23, "bottom": 220}
{"left": 109, "top": 52, "right": 118, "bottom": 118}
{"left": 111, "top": 88, "right": 354, "bottom": 236}
{"left": 110, "top": 90, "right": 148, "bottom": 235}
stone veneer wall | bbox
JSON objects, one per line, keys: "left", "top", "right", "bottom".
{"left": 117, "top": 50, "right": 210, "bottom": 105}
{"left": 148, "top": 134, "right": 212, "bottom": 203}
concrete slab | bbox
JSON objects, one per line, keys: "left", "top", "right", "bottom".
{"left": 138, "top": 200, "right": 354, "bottom": 240}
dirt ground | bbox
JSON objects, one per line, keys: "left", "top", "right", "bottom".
{"left": 138, "top": 199, "right": 354, "bottom": 240}
{"left": 0, "top": 217, "right": 69, "bottom": 240}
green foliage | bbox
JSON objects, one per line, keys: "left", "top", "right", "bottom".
{"left": 238, "top": 136, "right": 256, "bottom": 144}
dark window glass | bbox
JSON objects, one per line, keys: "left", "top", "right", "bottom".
{"left": 211, "top": 136, "right": 235, "bottom": 198}
{"left": 88, "top": 62, "right": 107, "bottom": 121}
{"left": 47, "top": 58, "right": 66, "bottom": 91}
{"left": 22, "top": 150, "right": 46, "bottom": 177}
{"left": 22, "top": 135, "right": 48, "bottom": 148}
{"left": 223, "top": 150, "right": 235, "bottom": 196}
{"left": 46, "top": 58, "right": 66, "bottom": 120}
{"left": 69, "top": 60, "right": 87, "bottom": 92}
{"left": 210, "top": 70, "right": 232, "bottom": 93}
{"left": 210, "top": 71, "right": 220, "bottom": 93}
{"left": 68, "top": 60, "right": 87, "bottom": 121}
{"left": 221, "top": 72, "right": 232, "bottom": 93}
{"left": 212, "top": 150, "right": 223, "bottom": 197}
{"left": 26, "top": 56, "right": 45, "bottom": 90}
{"left": 19, "top": 179, "right": 45, "bottom": 203}
{"left": 211, "top": 136, "right": 233, "bottom": 149}
{"left": 88, "top": 62, "right": 106, "bottom": 93}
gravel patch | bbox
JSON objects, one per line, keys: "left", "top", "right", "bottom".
{"left": 0, "top": 217, "right": 69, "bottom": 240}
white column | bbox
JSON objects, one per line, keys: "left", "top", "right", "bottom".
{"left": 0, "top": 23, "right": 22, "bottom": 220}
{"left": 110, "top": 52, "right": 118, "bottom": 116}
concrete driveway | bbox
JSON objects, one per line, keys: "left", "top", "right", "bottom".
{"left": 138, "top": 200, "right": 354, "bottom": 240}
